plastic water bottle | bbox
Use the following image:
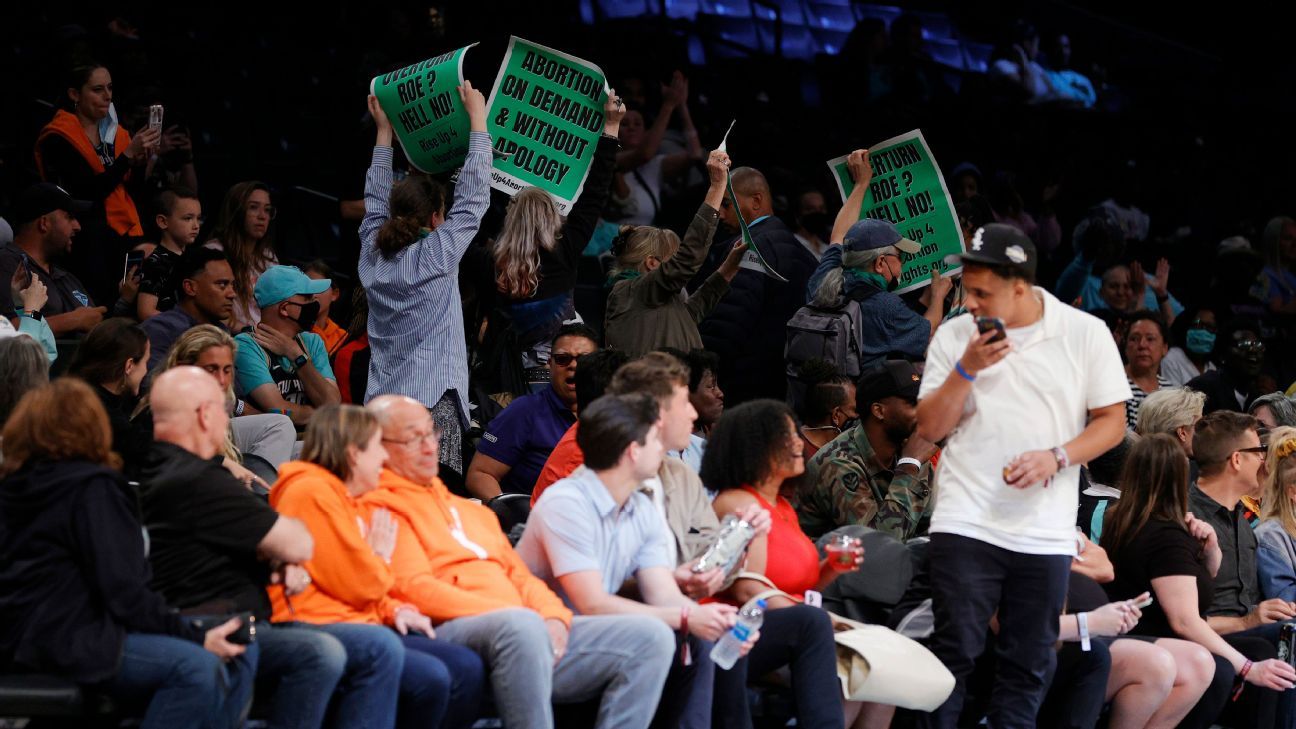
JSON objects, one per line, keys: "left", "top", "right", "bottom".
{"left": 710, "top": 599, "right": 767, "bottom": 670}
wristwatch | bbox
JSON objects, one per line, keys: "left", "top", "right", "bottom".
{"left": 292, "top": 353, "right": 309, "bottom": 372}
{"left": 19, "top": 309, "right": 42, "bottom": 321}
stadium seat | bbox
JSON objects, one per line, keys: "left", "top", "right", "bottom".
{"left": 962, "top": 41, "right": 994, "bottom": 73}
{"left": 757, "top": 21, "right": 818, "bottom": 59}
{"left": 854, "top": 3, "right": 901, "bottom": 26}
{"left": 926, "top": 38, "right": 965, "bottom": 69}
{"left": 700, "top": 0, "right": 753, "bottom": 17}
{"left": 810, "top": 27, "right": 850, "bottom": 55}
{"left": 804, "top": 2, "right": 855, "bottom": 32}
{"left": 663, "top": 0, "right": 700, "bottom": 19}
{"left": 596, "top": 0, "right": 660, "bottom": 18}
{"left": 0, "top": 674, "right": 117, "bottom": 723}
{"left": 914, "top": 10, "right": 956, "bottom": 40}
{"left": 751, "top": 0, "right": 806, "bottom": 25}
{"left": 699, "top": 14, "right": 761, "bottom": 57}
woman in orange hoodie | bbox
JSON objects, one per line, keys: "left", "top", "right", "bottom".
{"left": 35, "top": 62, "right": 159, "bottom": 305}
{"left": 269, "top": 405, "right": 485, "bottom": 728}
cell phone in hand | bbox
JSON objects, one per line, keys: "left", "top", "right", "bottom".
{"left": 148, "top": 104, "right": 165, "bottom": 138}
{"left": 123, "top": 250, "right": 146, "bottom": 282}
{"left": 975, "top": 316, "right": 1007, "bottom": 343}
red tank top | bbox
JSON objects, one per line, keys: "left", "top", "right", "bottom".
{"left": 743, "top": 486, "right": 821, "bottom": 600}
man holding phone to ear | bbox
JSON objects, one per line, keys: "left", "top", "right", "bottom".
{"left": 0, "top": 183, "right": 107, "bottom": 336}
{"left": 915, "top": 223, "right": 1130, "bottom": 729}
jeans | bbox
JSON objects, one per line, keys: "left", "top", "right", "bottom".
{"left": 679, "top": 639, "right": 715, "bottom": 729}
{"left": 712, "top": 604, "right": 844, "bottom": 729}
{"left": 255, "top": 624, "right": 347, "bottom": 729}
{"left": 291, "top": 622, "right": 405, "bottom": 729}
{"left": 1036, "top": 640, "right": 1113, "bottom": 729}
{"left": 231, "top": 413, "right": 297, "bottom": 470}
{"left": 397, "top": 634, "right": 485, "bottom": 729}
{"left": 434, "top": 608, "right": 674, "bottom": 729}
{"left": 651, "top": 634, "right": 706, "bottom": 729}
{"left": 919, "top": 533, "right": 1072, "bottom": 729}
{"left": 108, "top": 632, "right": 255, "bottom": 729}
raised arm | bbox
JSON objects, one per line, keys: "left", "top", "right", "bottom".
{"left": 559, "top": 94, "right": 626, "bottom": 259}
{"left": 425, "top": 82, "right": 491, "bottom": 265}
{"left": 635, "top": 150, "right": 730, "bottom": 307}
{"left": 358, "top": 95, "right": 397, "bottom": 259}
{"left": 829, "top": 150, "right": 873, "bottom": 245}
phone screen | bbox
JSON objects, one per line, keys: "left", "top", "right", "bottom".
{"left": 976, "top": 316, "right": 1007, "bottom": 343}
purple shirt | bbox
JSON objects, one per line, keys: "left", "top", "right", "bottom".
{"left": 476, "top": 385, "right": 576, "bottom": 495}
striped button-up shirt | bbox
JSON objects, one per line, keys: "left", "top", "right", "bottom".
{"left": 358, "top": 132, "right": 492, "bottom": 420}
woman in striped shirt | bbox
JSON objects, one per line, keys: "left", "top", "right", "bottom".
{"left": 358, "top": 83, "right": 490, "bottom": 481}
{"left": 1124, "top": 312, "right": 1172, "bottom": 431}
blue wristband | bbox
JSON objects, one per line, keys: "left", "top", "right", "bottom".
{"left": 955, "top": 361, "right": 976, "bottom": 382}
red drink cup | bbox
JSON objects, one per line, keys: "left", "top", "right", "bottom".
{"left": 825, "top": 535, "right": 860, "bottom": 571}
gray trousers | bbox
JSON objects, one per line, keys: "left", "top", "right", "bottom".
{"left": 231, "top": 413, "right": 297, "bottom": 469}
{"left": 433, "top": 607, "right": 674, "bottom": 729}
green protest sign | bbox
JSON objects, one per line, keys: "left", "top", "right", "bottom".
{"left": 370, "top": 44, "right": 476, "bottom": 174}
{"left": 827, "top": 129, "right": 963, "bottom": 294}
{"left": 485, "top": 37, "right": 607, "bottom": 215}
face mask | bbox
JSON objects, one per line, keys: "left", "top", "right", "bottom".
{"left": 799, "top": 212, "right": 831, "bottom": 240}
{"left": 98, "top": 103, "right": 119, "bottom": 147}
{"left": 1185, "top": 328, "right": 1215, "bottom": 355}
{"left": 288, "top": 300, "right": 321, "bottom": 332}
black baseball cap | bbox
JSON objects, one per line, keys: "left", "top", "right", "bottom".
{"left": 9, "top": 183, "right": 92, "bottom": 226}
{"left": 857, "top": 360, "right": 922, "bottom": 407}
{"left": 959, "top": 223, "right": 1037, "bottom": 279}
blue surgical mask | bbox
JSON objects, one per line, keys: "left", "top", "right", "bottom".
{"left": 1186, "top": 328, "right": 1216, "bottom": 355}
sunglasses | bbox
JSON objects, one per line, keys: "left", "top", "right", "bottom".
{"left": 1234, "top": 446, "right": 1268, "bottom": 456}
{"left": 550, "top": 352, "right": 583, "bottom": 367}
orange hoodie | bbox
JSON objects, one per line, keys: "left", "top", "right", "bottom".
{"left": 34, "top": 109, "right": 143, "bottom": 238}
{"left": 267, "top": 461, "right": 411, "bottom": 625}
{"left": 360, "top": 469, "right": 573, "bottom": 627}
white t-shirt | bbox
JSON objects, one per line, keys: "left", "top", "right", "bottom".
{"left": 615, "top": 156, "right": 665, "bottom": 226}
{"left": 919, "top": 288, "right": 1132, "bottom": 555}
{"left": 1160, "top": 347, "right": 1215, "bottom": 388}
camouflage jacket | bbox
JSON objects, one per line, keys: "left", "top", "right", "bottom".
{"left": 796, "top": 426, "right": 934, "bottom": 541}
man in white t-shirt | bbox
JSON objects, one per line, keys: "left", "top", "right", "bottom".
{"left": 914, "top": 224, "right": 1129, "bottom": 728}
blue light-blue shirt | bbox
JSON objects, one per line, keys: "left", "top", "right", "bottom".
{"left": 516, "top": 466, "right": 675, "bottom": 609}
{"left": 357, "top": 132, "right": 492, "bottom": 417}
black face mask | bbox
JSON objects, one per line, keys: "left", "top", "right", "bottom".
{"left": 287, "top": 300, "right": 321, "bottom": 332}
{"left": 799, "top": 212, "right": 831, "bottom": 240}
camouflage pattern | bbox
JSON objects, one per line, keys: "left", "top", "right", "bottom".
{"left": 796, "top": 426, "right": 934, "bottom": 541}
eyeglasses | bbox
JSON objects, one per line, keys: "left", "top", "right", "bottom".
{"left": 1234, "top": 446, "right": 1268, "bottom": 458}
{"left": 1232, "top": 339, "right": 1265, "bottom": 353}
{"left": 1190, "top": 319, "right": 1217, "bottom": 332}
{"left": 550, "top": 352, "right": 584, "bottom": 367}
{"left": 382, "top": 429, "right": 441, "bottom": 448}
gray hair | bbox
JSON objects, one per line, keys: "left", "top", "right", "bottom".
{"left": 1136, "top": 387, "right": 1206, "bottom": 436}
{"left": 0, "top": 336, "right": 50, "bottom": 426}
{"left": 809, "top": 246, "right": 894, "bottom": 308}
{"left": 1250, "top": 392, "right": 1296, "bottom": 428}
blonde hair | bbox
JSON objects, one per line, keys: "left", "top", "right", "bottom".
{"left": 611, "top": 225, "right": 681, "bottom": 279}
{"left": 493, "top": 187, "right": 562, "bottom": 299}
{"left": 301, "top": 404, "right": 380, "bottom": 483}
{"left": 1136, "top": 387, "right": 1206, "bottom": 437}
{"left": 1261, "top": 426, "right": 1296, "bottom": 538}
{"left": 154, "top": 325, "right": 240, "bottom": 461}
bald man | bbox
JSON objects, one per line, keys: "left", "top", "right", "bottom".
{"left": 142, "top": 368, "right": 401, "bottom": 729}
{"left": 359, "top": 395, "right": 674, "bottom": 729}
{"left": 698, "top": 166, "right": 818, "bottom": 405}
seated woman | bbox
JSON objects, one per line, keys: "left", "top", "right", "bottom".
{"left": 704, "top": 399, "right": 889, "bottom": 729}
{"left": 205, "top": 181, "right": 278, "bottom": 330}
{"left": 1103, "top": 434, "right": 1296, "bottom": 729}
{"left": 603, "top": 148, "right": 744, "bottom": 359}
{"left": 1256, "top": 426, "right": 1296, "bottom": 602}
{"left": 0, "top": 378, "right": 250, "bottom": 729}
{"left": 146, "top": 324, "right": 297, "bottom": 484}
{"left": 64, "top": 317, "right": 151, "bottom": 477}
{"left": 1123, "top": 312, "right": 1172, "bottom": 431}
{"left": 267, "top": 404, "right": 485, "bottom": 729}
{"left": 1038, "top": 536, "right": 1214, "bottom": 729}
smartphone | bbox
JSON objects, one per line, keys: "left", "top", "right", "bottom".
{"left": 188, "top": 611, "right": 257, "bottom": 645}
{"left": 123, "top": 250, "right": 146, "bottom": 281}
{"left": 148, "top": 104, "right": 165, "bottom": 138}
{"left": 975, "top": 316, "right": 1007, "bottom": 343}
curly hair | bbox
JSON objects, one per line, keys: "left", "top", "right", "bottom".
{"left": 699, "top": 399, "right": 798, "bottom": 493}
